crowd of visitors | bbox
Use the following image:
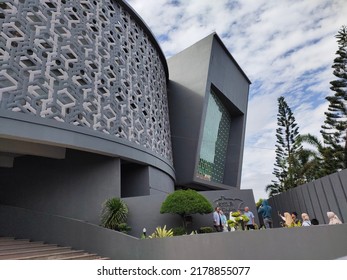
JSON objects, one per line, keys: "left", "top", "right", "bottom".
{"left": 276, "top": 210, "right": 343, "bottom": 227}
{"left": 213, "top": 199, "right": 343, "bottom": 231}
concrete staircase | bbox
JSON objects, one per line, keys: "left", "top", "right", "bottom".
{"left": 0, "top": 237, "right": 109, "bottom": 260}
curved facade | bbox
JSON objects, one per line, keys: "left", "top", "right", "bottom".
{"left": 0, "top": 0, "right": 172, "bottom": 163}
{"left": 0, "top": 1, "right": 253, "bottom": 240}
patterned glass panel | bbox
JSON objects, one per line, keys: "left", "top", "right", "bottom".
{"left": 197, "top": 90, "right": 231, "bottom": 183}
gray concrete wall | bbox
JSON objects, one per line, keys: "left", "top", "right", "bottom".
{"left": 123, "top": 188, "right": 256, "bottom": 237}
{"left": 121, "top": 165, "right": 175, "bottom": 198}
{"left": 208, "top": 37, "right": 250, "bottom": 114}
{"left": 167, "top": 35, "right": 213, "bottom": 185}
{"left": 1, "top": 204, "right": 347, "bottom": 260}
{"left": 224, "top": 115, "right": 246, "bottom": 186}
{"left": 0, "top": 111, "right": 175, "bottom": 179}
{"left": 0, "top": 149, "right": 121, "bottom": 225}
{"left": 139, "top": 223, "right": 347, "bottom": 260}
{"left": 124, "top": 194, "right": 182, "bottom": 238}
{"left": 148, "top": 166, "right": 175, "bottom": 195}
{"left": 121, "top": 163, "right": 150, "bottom": 197}
{"left": 206, "top": 38, "right": 250, "bottom": 187}
{"left": 268, "top": 169, "right": 347, "bottom": 227}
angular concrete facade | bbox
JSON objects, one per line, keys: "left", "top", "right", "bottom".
{"left": 0, "top": 0, "right": 253, "bottom": 239}
{"left": 168, "top": 33, "right": 250, "bottom": 190}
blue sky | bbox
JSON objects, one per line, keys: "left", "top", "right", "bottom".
{"left": 125, "top": 0, "right": 347, "bottom": 200}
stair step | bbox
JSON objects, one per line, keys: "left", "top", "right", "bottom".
{"left": 0, "top": 247, "right": 72, "bottom": 259}
{"left": 0, "top": 236, "right": 108, "bottom": 260}
{"left": 62, "top": 253, "right": 103, "bottom": 260}
{"left": 15, "top": 250, "right": 89, "bottom": 260}
{"left": 0, "top": 243, "right": 58, "bottom": 251}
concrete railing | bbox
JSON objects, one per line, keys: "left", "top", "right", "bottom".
{"left": 1, "top": 204, "right": 347, "bottom": 259}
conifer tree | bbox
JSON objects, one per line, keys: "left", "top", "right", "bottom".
{"left": 266, "top": 96, "right": 301, "bottom": 196}
{"left": 321, "top": 25, "right": 347, "bottom": 171}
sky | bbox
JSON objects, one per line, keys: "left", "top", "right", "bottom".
{"left": 125, "top": 0, "right": 347, "bottom": 201}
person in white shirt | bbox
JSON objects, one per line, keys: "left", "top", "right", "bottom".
{"left": 301, "top": 213, "right": 311, "bottom": 226}
{"left": 213, "top": 207, "right": 222, "bottom": 232}
{"left": 243, "top": 206, "right": 255, "bottom": 230}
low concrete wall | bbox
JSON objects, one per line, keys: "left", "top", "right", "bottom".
{"left": 1, "top": 204, "right": 347, "bottom": 260}
{"left": 0, "top": 204, "right": 138, "bottom": 259}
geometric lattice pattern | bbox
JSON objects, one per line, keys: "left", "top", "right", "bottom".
{"left": 197, "top": 90, "right": 231, "bottom": 183}
{"left": 0, "top": 0, "right": 172, "bottom": 162}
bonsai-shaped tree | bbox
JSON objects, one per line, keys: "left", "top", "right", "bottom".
{"left": 160, "top": 189, "right": 213, "bottom": 230}
{"left": 101, "top": 197, "right": 129, "bottom": 231}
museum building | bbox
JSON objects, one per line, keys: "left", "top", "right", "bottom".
{"left": 0, "top": 0, "right": 254, "bottom": 237}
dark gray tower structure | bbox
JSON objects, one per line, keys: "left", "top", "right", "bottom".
{"left": 168, "top": 33, "right": 251, "bottom": 191}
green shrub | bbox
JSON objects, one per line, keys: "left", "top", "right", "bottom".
{"left": 172, "top": 227, "right": 186, "bottom": 236}
{"left": 160, "top": 189, "right": 213, "bottom": 229}
{"left": 140, "top": 233, "right": 146, "bottom": 239}
{"left": 229, "top": 214, "right": 250, "bottom": 230}
{"left": 231, "top": 211, "right": 241, "bottom": 217}
{"left": 241, "top": 214, "right": 250, "bottom": 223}
{"left": 227, "top": 219, "right": 237, "bottom": 228}
{"left": 198, "top": 226, "right": 215, "bottom": 234}
{"left": 117, "top": 223, "right": 131, "bottom": 233}
{"left": 101, "top": 197, "right": 128, "bottom": 230}
{"left": 149, "top": 225, "right": 174, "bottom": 238}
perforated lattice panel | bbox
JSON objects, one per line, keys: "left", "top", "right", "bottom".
{"left": 0, "top": 0, "right": 172, "bottom": 162}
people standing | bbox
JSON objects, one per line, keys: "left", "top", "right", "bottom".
{"left": 258, "top": 199, "right": 272, "bottom": 229}
{"left": 243, "top": 206, "right": 255, "bottom": 230}
{"left": 220, "top": 210, "right": 228, "bottom": 232}
{"left": 213, "top": 207, "right": 223, "bottom": 232}
{"left": 281, "top": 212, "right": 295, "bottom": 227}
{"left": 291, "top": 211, "right": 301, "bottom": 226}
{"left": 301, "top": 213, "right": 311, "bottom": 226}
{"left": 327, "top": 211, "right": 342, "bottom": 225}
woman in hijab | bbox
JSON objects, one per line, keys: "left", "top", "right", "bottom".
{"left": 301, "top": 213, "right": 311, "bottom": 226}
{"left": 279, "top": 212, "right": 294, "bottom": 227}
{"left": 327, "top": 211, "right": 342, "bottom": 225}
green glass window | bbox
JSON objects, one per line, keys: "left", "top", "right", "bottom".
{"left": 197, "top": 90, "right": 231, "bottom": 183}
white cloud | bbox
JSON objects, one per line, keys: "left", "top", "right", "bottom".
{"left": 126, "top": 0, "right": 347, "bottom": 200}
